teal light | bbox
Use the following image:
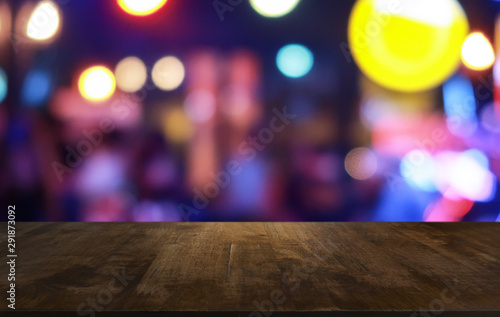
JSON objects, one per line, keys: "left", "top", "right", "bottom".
{"left": 0, "top": 68, "right": 7, "bottom": 103}
{"left": 276, "top": 44, "right": 314, "bottom": 78}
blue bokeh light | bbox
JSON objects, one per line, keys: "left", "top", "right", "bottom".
{"left": 400, "top": 150, "right": 437, "bottom": 193}
{"left": 21, "top": 70, "right": 52, "bottom": 107}
{"left": 0, "top": 68, "right": 7, "bottom": 103}
{"left": 442, "top": 74, "right": 478, "bottom": 137}
{"left": 276, "top": 44, "right": 314, "bottom": 78}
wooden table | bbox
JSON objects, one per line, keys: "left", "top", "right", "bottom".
{"left": 1, "top": 222, "right": 499, "bottom": 316}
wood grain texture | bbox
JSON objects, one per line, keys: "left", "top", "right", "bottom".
{"left": 1, "top": 222, "right": 499, "bottom": 313}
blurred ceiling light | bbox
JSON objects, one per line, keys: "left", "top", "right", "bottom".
{"left": 348, "top": 0, "right": 469, "bottom": 92}
{"left": 344, "top": 147, "right": 378, "bottom": 180}
{"left": 276, "top": 44, "right": 314, "bottom": 78}
{"left": 115, "top": 56, "right": 147, "bottom": 93}
{"left": 249, "top": 0, "right": 300, "bottom": 18}
{"left": 26, "top": 0, "right": 61, "bottom": 42}
{"left": 117, "top": 0, "right": 167, "bottom": 16}
{"left": 152, "top": 56, "right": 185, "bottom": 91}
{"left": 78, "top": 66, "right": 116, "bottom": 102}
{"left": 0, "top": 68, "right": 7, "bottom": 103}
{"left": 461, "top": 32, "right": 495, "bottom": 71}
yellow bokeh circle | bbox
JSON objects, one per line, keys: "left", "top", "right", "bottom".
{"left": 26, "top": 1, "right": 61, "bottom": 42}
{"left": 152, "top": 56, "right": 185, "bottom": 91}
{"left": 78, "top": 66, "right": 116, "bottom": 102}
{"left": 249, "top": 0, "right": 300, "bottom": 18}
{"left": 115, "top": 56, "right": 147, "bottom": 93}
{"left": 117, "top": 0, "right": 167, "bottom": 17}
{"left": 348, "top": 0, "right": 469, "bottom": 92}
{"left": 461, "top": 32, "right": 495, "bottom": 71}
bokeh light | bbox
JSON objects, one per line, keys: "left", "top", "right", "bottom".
{"left": 152, "top": 56, "right": 185, "bottom": 91}
{"left": 443, "top": 75, "right": 477, "bottom": 137}
{"left": 345, "top": 147, "right": 377, "bottom": 180}
{"left": 249, "top": 0, "right": 300, "bottom": 18}
{"left": 117, "top": 0, "right": 167, "bottom": 16}
{"left": 5, "top": 1, "right": 500, "bottom": 222}
{"left": 276, "top": 44, "right": 314, "bottom": 78}
{"left": 348, "top": 0, "right": 469, "bottom": 92}
{"left": 26, "top": 0, "right": 61, "bottom": 42}
{"left": 425, "top": 197, "right": 474, "bottom": 222}
{"left": 400, "top": 150, "right": 437, "bottom": 192}
{"left": 0, "top": 2, "right": 12, "bottom": 43}
{"left": 434, "top": 150, "right": 496, "bottom": 202}
{"left": 162, "top": 106, "right": 194, "bottom": 143}
{"left": 184, "top": 90, "right": 216, "bottom": 123}
{"left": 0, "top": 68, "right": 7, "bottom": 103}
{"left": 461, "top": 32, "right": 495, "bottom": 71}
{"left": 480, "top": 103, "right": 500, "bottom": 134}
{"left": 115, "top": 56, "right": 147, "bottom": 93}
{"left": 78, "top": 66, "right": 116, "bottom": 102}
{"left": 21, "top": 70, "right": 52, "bottom": 107}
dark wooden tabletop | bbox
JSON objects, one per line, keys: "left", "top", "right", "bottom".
{"left": 1, "top": 222, "right": 499, "bottom": 316}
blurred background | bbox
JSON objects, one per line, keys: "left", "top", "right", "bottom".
{"left": 1, "top": 0, "right": 500, "bottom": 222}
